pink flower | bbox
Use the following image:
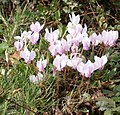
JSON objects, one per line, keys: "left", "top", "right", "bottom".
{"left": 69, "top": 12, "right": 80, "bottom": 25}
{"left": 29, "top": 72, "right": 43, "bottom": 84}
{"left": 53, "top": 54, "right": 68, "bottom": 71}
{"left": 21, "top": 31, "right": 32, "bottom": 40}
{"left": 99, "top": 30, "right": 118, "bottom": 47}
{"left": 29, "top": 32, "right": 39, "bottom": 44}
{"left": 94, "top": 55, "right": 108, "bottom": 70}
{"left": 77, "top": 60, "right": 95, "bottom": 78}
{"left": 71, "top": 44, "right": 78, "bottom": 53}
{"left": 48, "top": 44, "right": 58, "bottom": 56}
{"left": 30, "top": 21, "right": 44, "bottom": 33}
{"left": 66, "top": 33, "right": 82, "bottom": 46}
{"left": 56, "top": 39, "right": 71, "bottom": 55}
{"left": 45, "top": 28, "right": 59, "bottom": 45}
{"left": 67, "top": 12, "right": 83, "bottom": 37}
{"left": 14, "top": 40, "right": 23, "bottom": 51}
{"left": 55, "top": 41, "right": 63, "bottom": 55}
{"left": 14, "top": 31, "right": 32, "bottom": 49}
{"left": 82, "top": 24, "right": 88, "bottom": 37}
{"left": 67, "top": 56, "right": 82, "bottom": 69}
{"left": 61, "top": 39, "right": 71, "bottom": 52}
{"left": 37, "top": 59, "right": 47, "bottom": 73}
{"left": 89, "top": 32, "right": 100, "bottom": 46}
{"left": 67, "top": 24, "right": 82, "bottom": 37}
{"left": 48, "top": 39, "right": 71, "bottom": 56}
{"left": 20, "top": 47, "right": 36, "bottom": 63}
{"left": 77, "top": 55, "right": 108, "bottom": 78}
{"left": 82, "top": 37, "right": 91, "bottom": 50}
{"left": 14, "top": 31, "right": 32, "bottom": 41}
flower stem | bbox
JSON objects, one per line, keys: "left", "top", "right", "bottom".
{"left": 63, "top": 67, "right": 67, "bottom": 90}
{"left": 79, "top": 48, "right": 84, "bottom": 58}
{"left": 101, "top": 46, "right": 106, "bottom": 56}
{"left": 92, "top": 45, "right": 94, "bottom": 52}
{"left": 56, "top": 71, "right": 59, "bottom": 96}
{"left": 78, "top": 75, "right": 84, "bottom": 93}
{"left": 85, "top": 78, "right": 90, "bottom": 92}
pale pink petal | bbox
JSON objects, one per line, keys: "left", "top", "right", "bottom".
{"left": 14, "top": 40, "right": 23, "bottom": 51}
{"left": 37, "top": 59, "right": 47, "bottom": 72}
{"left": 37, "top": 61, "right": 44, "bottom": 72}
{"left": 53, "top": 67, "right": 56, "bottom": 76}
{"left": 94, "top": 55, "right": 107, "bottom": 70}
{"left": 72, "top": 57, "right": 82, "bottom": 69}
{"left": 30, "top": 21, "right": 44, "bottom": 33}
{"left": 30, "top": 32, "right": 39, "bottom": 44}
{"left": 89, "top": 32, "right": 99, "bottom": 46}
{"left": 83, "top": 60, "right": 94, "bottom": 78}
{"left": 82, "top": 37, "right": 90, "bottom": 50}
{"left": 20, "top": 50, "right": 27, "bottom": 60}
{"left": 20, "top": 48, "right": 35, "bottom": 63}
{"left": 53, "top": 55, "right": 61, "bottom": 68}
{"left": 29, "top": 51, "right": 36, "bottom": 61}
{"left": 14, "top": 36, "right": 22, "bottom": 40}
{"left": 29, "top": 72, "right": 43, "bottom": 84}
{"left": 77, "top": 62, "right": 85, "bottom": 73}
{"left": 49, "top": 45, "right": 57, "bottom": 56}
{"left": 101, "top": 55, "right": 108, "bottom": 66}
{"left": 30, "top": 22, "right": 35, "bottom": 32}
{"left": 45, "top": 28, "right": 59, "bottom": 44}
{"left": 77, "top": 60, "right": 94, "bottom": 78}
{"left": 42, "top": 59, "right": 47, "bottom": 68}
{"left": 67, "top": 59, "right": 73, "bottom": 67}
{"left": 29, "top": 75, "right": 37, "bottom": 83}
{"left": 69, "top": 12, "right": 80, "bottom": 25}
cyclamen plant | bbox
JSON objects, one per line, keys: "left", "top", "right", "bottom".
{"left": 44, "top": 12, "right": 118, "bottom": 93}
{"left": 14, "top": 12, "right": 118, "bottom": 93}
{"left": 14, "top": 21, "right": 47, "bottom": 84}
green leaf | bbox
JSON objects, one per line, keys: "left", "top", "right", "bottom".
{"left": 0, "top": 97, "right": 4, "bottom": 105}
{"left": 58, "top": 23, "right": 67, "bottom": 38}
{"left": 7, "top": 47, "right": 15, "bottom": 54}
{"left": 96, "top": 97, "right": 115, "bottom": 111}
{"left": 0, "top": 24, "right": 3, "bottom": 33}
{"left": 55, "top": 10, "right": 60, "bottom": 20}
{"left": 113, "top": 96, "right": 120, "bottom": 102}
{"left": 104, "top": 106, "right": 120, "bottom": 115}
{"left": 103, "top": 23, "right": 108, "bottom": 29}
{"left": 107, "top": 68, "right": 117, "bottom": 79}
{"left": 113, "top": 85, "right": 120, "bottom": 94}
{"left": 111, "top": 106, "right": 120, "bottom": 112}
{"left": 0, "top": 53, "right": 5, "bottom": 58}
{"left": 85, "top": 15, "right": 91, "bottom": 21}
{"left": 113, "top": 0, "right": 120, "bottom": 6}
{"left": 104, "top": 109, "right": 112, "bottom": 115}
{"left": 116, "top": 25, "right": 120, "bottom": 30}
{"left": 99, "top": 21, "right": 102, "bottom": 28}
{"left": 63, "top": 6, "right": 71, "bottom": 13}
{"left": 102, "top": 89, "right": 113, "bottom": 95}
{"left": 0, "top": 42, "right": 9, "bottom": 53}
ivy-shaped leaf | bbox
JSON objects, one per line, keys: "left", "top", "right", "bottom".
{"left": 96, "top": 97, "right": 115, "bottom": 111}
{"left": 104, "top": 109, "right": 112, "bottom": 115}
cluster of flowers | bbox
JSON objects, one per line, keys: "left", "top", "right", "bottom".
{"left": 53, "top": 54, "right": 107, "bottom": 78}
{"left": 14, "top": 12, "right": 119, "bottom": 84}
{"left": 14, "top": 22, "right": 47, "bottom": 83}
{"left": 45, "top": 12, "right": 118, "bottom": 56}
{"left": 45, "top": 12, "right": 118, "bottom": 77}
